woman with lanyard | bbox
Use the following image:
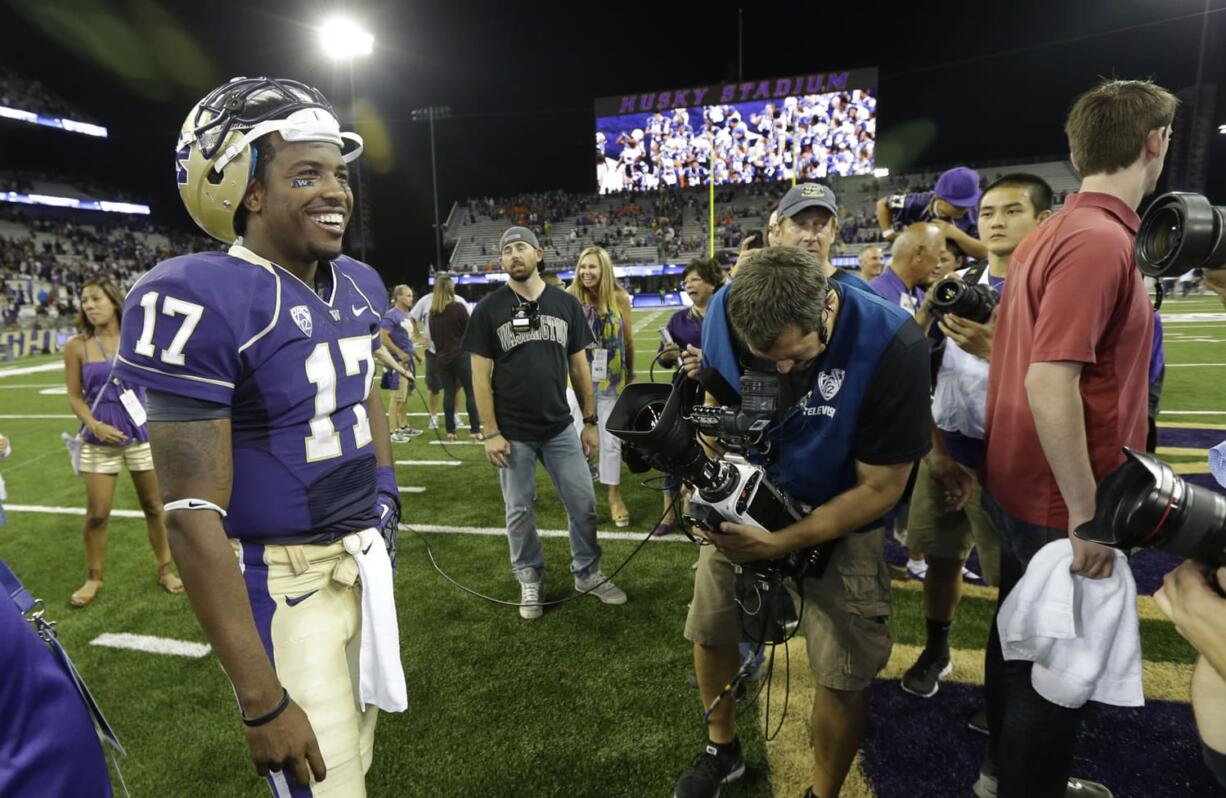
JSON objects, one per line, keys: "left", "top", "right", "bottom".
{"left": 63, "top": 279, "right": 182, "bottom": 607}
{"left": 654, "top": 256, "right": 725, "bottom": 535}
{"left": 569, "top": 246, "right": 635, "bottom": 527}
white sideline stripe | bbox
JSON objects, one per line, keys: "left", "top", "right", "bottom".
{"left": 0, "top": 414, "right": 75, "bottom": 419}
{"left": 0, "top": 383, "right": 63, "bottom": 389}
{"left": 1166, "top": 363, "right": 1226, "bottom": 367}
{"left": 397, "top": 486, "right": 426, "bottom": 494}
{"left": 4, "top": 504, "right": 680, "bottom": 542}
{"left": 404, "top": 522, "right": 682, "bottom": 543}
{"left": 0, "top": 363, "right": 63, "bottom": 378}
{"left": 8, "top": 504, "right": 144, "bottom": 518}
{"left": 394, "top": 459, "right": 462, "bottom": 466}
{"left": 91, "top": 633, "right": 211, "bottom": 658}
{"left": 428, "top": 440, "right": 481, "bottom": 445}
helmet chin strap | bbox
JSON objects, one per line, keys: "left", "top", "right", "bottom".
{"left": 212, "top": 108, "right": 364, "bottom": 174}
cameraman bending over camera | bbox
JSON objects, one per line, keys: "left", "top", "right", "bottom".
{"left": 676, "top": 247, "right": 931, "bottom": 798}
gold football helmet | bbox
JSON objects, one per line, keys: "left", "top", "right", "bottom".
{"left": 175, "top": 77, "right": 364, "bottom": 243}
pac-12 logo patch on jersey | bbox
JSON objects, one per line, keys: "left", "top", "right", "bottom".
{"left": 290, "top": 305, "right": 313, "bottom": 337}
{"left": 818, "top": 368, "right": 845, "bottom": 401}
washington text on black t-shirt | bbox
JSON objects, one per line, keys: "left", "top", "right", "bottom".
{"left": 462, "top": 284, "right": 593, "bottom": 441}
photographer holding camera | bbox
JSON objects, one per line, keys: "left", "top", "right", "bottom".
{"left": 900, "top": 174, "right": 1054, "bottom": 701}
{"left": 979, "top": 78, "right": 1176, "bottom": 797}
{"left": 675, "top": 247, "right": 931, "bottom": 798}
{"left": 1156, "top": 560, "right": 1226, "bottom": 789}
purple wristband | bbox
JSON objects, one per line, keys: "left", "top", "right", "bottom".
{"left": 376, "top": 466, "right": 398, "bottom": 498}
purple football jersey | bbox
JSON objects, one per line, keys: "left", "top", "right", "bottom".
{"left": 115, "top": 244, "right": 389, "bottom": 543}
{"left": 887, "top": 190, "right": 979, "bottom": 238}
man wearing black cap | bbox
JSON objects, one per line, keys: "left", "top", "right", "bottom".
{"left": 463, "top": 226, "right": 627, "bottom": 620}
{"left": 876, "top": 165, "right": 988, "bottom": 259}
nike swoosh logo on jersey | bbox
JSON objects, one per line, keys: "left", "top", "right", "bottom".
{"left": 362, "top": 542, "right": 373, "bottom": 555}
{"left": 352, "top": 304, "right": 369, "bottom": 317}
{"left": 285, "top": 590, "right": 318, "bottom": 607}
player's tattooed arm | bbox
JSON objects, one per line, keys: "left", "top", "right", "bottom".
{"left": 149, "top": 419, "right": 282, "bottom": 718}
{"left": 151, "top": 418, "right": 323, "bottom": 779}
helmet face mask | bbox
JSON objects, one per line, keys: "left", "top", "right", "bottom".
{"left": 177, "top": 77, "right": 364, "bottom": 244}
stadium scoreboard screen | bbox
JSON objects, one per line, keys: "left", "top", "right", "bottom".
{"left": 594, "top": 67, "right": 877, "bottom": 193}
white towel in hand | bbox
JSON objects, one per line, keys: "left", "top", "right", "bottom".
{"left": 343, "top": 528, "right": 408, "bottom": 713}
{"left": 997, "top": 538, "right": 1143, "bottom": 709}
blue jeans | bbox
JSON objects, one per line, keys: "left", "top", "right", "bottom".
{"left": 981, "top": 491, "right": 1086, "bottom": 797}
{"left": 498, "top": 426, "right": 602, "bottom": 584}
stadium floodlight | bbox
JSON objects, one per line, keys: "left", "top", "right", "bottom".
{"left": 318, "top": 17, "right": 374, "bottom": 59}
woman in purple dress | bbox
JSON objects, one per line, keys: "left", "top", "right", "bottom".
{"left": 63, "top": 279, "right": 182, "bottom": 607}
{"left": 653, "top": 257, "right": 725, "bottom": 535}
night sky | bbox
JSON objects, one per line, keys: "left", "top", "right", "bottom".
{"left": 0, "top": 0, "right": 1222, "bottom": 287}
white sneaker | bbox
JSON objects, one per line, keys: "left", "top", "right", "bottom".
{"left": 906, "top": 558, "right": 929, "bottom": 580}
{"left": 519, "top": 581, "right": 543, "bottom": 620}
{"left": 390, "top": 430, "right": 411, "bottom": 444}
{"left": 575, "top": 570, "right": 627, "bottom": 605}
{"left": 962, "top": 565, "right": 983, "bottom": 583}
{"left": 428, "top": 415, "right": 439, "bottom": 430}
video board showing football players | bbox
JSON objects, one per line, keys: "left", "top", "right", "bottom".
{"left": 594, "top": 89, "right": 876, "bottom": 194}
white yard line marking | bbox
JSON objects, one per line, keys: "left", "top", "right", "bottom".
{"left": 91, "top": 633, "right": 211, "bottom": 658}
{"left": 398, "top": 486, "right": 427, "bottom": 494}
{"left": 0, "top": 383, "right": 64, "bottom": 389}
{"left": 1162, "top": 313, "right": 1226, "bottom": 323}
{"left": 0, "top": 414, "right": 75, "bottom": 419}
{"left": 1165, "top": 363, "right": 1226, "bottom": 367}
{"left": 0, "top": 363, "right": 63, "bottom": 378}
{"left": 404, "top": 522, "right": 681, "bottom": 543}
{"left": 1160, "top": 410, "right": 1226, "bottom": 415}
{"left": 427, "top": 440, "right": 481, "bottom": 445}
{"left": 394, "top": 459, "right": 462, "bottom": 466}
{"left": 3, "top": 504, "right": 683, "bottom": 542}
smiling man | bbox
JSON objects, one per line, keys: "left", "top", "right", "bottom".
{"left": 463, "top": 226, "right": 627, "bottom": 620}
{"left": 115, "top": 77, "right": 407, "bottom": 796}
{"left": 677, "top": 246, "right": 931, "bottom": 798}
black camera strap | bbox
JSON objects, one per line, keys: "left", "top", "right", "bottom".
{"left": 959, "top": 259, "right": 991, "bottom": 287}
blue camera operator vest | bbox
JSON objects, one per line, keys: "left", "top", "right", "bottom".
{"left": 702, "top": 279, "right": 913, "bottom": 513}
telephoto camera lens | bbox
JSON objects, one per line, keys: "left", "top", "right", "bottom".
{"left": 1074, "top": 447, "right": 1226, "bottom": 566}
{"left": 928, "top": 276, "right": 999, "bottom": 324}
{"left": 1135, "top": 192, "right": 1226, "bottom": 278}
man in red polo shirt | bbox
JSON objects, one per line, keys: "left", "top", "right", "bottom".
{"left": 979, "top": 79, "right": 1177, "bottom": 798}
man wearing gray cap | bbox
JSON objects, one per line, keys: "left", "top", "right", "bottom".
{"left": 767, "top": 183, "right": 874, "bottom": 292}
{"left": 463, "top": 226, "right": 627, "bottom": 619}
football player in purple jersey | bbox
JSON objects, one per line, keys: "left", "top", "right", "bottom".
{"left": 115, "top": 77, "right": 406, "bottom": 796}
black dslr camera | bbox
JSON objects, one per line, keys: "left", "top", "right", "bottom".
{"left": 1135, "top": 192, "right": 1226, "bottom": 278}
{"left": 928, "top": 276, "right": 999, "bottom": 324}
{"left": 606, "top": 371, "right": 834, "bottom": 580}
{"left": 1074, "top": 448, "right": 1226, "bottom": 570}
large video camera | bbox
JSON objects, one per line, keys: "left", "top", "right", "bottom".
{"left": 606, "top": 372, "right": 834, "bottom": 580}
{"left": 1073, "top": 447, "right": 1226, "bottom": 568}
{"left": 1135, "top": 192, "right": 1226, "bottom": 278}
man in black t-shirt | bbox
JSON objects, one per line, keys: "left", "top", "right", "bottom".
{"left": 464, "top": 226, "right": 628, "bottom": 620}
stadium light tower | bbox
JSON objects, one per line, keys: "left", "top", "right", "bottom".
{"left": 411, "top": 106, "right": 452, "bottom": 272}
{"left": 319, "top": 16, "right": 373, "bottom": 261}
